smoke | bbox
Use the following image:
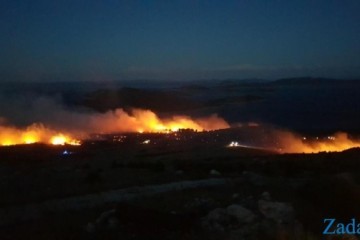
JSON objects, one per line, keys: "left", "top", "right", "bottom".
{"left": 82, "top": 108, "right": 229, "bottom": 133}
{"left": 274, "top": 131, "right": 360, "bottom": 153}
{"left": 1, "top": 94, "right": 359, "bottom": 152}
{"left": 238, "top": 125, "right": 360, "bottom": 153}
{"left": 226, "top": 123, "right": 360, "bottom": 153}
{"left": 0, "top": 95, "right": 230, "bottom": 145}
{"left": 0, "top": 123, "right": 80, "bottom": 146}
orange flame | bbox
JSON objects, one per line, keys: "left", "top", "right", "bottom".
{"left": 50, "top": 134, "right": 81, "bottom": 146}
{"left": 0, "top": 108, "right": 229, "bottom": 146}
{"left": 0, "top": 124, "right": 81, "bottom": 146}
{"left": 88, "top": 109, "right": 230, "bottom": 133}
{"left": 275, "top": 131, "right": 360, "bottom": 153}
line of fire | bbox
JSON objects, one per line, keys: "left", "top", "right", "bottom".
{"left": 1, "top": 109, "right": 359, "bottom": 154}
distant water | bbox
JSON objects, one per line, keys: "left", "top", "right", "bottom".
{"left": 218, "top": 84, "right": 360, "bottom": 134}
{"left": 1, "top": 80, "right": 360, "bottom": 134}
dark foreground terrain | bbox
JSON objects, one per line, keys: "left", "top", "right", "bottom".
{"left": 1, "top": 130, "right": 360, "bottom": 240}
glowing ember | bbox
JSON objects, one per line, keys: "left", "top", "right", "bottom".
{"left": 49, "top": 134, "right": 80, "bottom": 146}
{"left": 50, "top": 135, "right": 67, "bottom": 145}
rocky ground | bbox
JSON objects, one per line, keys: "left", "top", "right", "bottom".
{"left": 1, "top": 144, "right": 360, "bottom": 239}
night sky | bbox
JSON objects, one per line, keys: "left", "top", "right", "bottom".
{"left": 1, "top": 0, "right": 360, "bottom": 81}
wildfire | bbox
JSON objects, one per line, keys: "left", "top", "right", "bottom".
{"left": 50, "top": 135, "right": 68, "bottom": 145}
{"left": 50, "top": 134, "right": 81, "bottom": 146}
{"left": 0, "top": 124, "right": 81, "bottom": 146}
{"left": 226, "top": 129, "right": 360, "bottom": 154}
{"left": 4, "top": 106, "right": 358, "bottom": 153}
{"left": 274, "top": 131, "right": 360, "bottom": 153}
{"left": 0, "top": 108, "right": 229, "bottom": 147}
{"left": 130, "top": 109, "right": 225, "bottom": 133}
{"left": 89, "top": 108, "right": 230, "bottom": 134}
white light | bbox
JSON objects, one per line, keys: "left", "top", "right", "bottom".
{"left": 228, "top": 141, "right": 240, "bottom": 147}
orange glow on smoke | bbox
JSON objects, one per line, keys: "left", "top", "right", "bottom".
{"left": 227, "top": 129, "right": 360, "bottom": 154}
{"left": 0, "top": 124, "right": 81, "bottom": 146}
{"left": 276, "top": 132, "right": 360, "bottom": 153}
{"left": 89, "top": 109, "right": 230, "bottom": 133}
{"left": 130, "top": 109, "right": 208, "bottom": 133}
{"left": 50, "top": 134, "right": 81, "bottom": 146}
{"left": 0, "top": 108, "right": 229, "bottom": 146}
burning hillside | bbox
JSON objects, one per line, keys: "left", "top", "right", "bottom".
{"left": 274, "top": 131, "right": 360, "bottom": 153}
{"left": 0, "top": 124, "right": 80, "bottom": 146}
{"left": 86, "top": 108, "right": 230, "bottom": 133}
{"left": 226, "top": 127, "right": 360, "bottom": 154}
{"left": 1, "top": 106, "right": 360, "bottom": 153}
{"left": 0, "top": 108, "right": 229, "bottom": 146}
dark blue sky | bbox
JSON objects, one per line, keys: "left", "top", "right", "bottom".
{"left": 1, "top": 0, "right": 360, "bottom": 81}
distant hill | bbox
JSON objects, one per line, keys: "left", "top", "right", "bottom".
{"left": 81, "top": 87, "right": 203, "bottom": 113}
{"left": 271, "top": 77, "right": 360, "bottom": 86}
{"left": 206, "top": 95, "right": 264, "bottom": 107}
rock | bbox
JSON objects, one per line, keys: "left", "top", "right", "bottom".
{"left": 210, "top": 169, "right": 221, "bottom": 176}
{"left": 185, "top": 197, "right": 215, "bottom": 209}
{"left": 227, "top": 204, "right": 256, "bottom": 223}
{"left": 207, "top": 208, "right": 229, "bottom": 223}
{"left": 202, "top": 208, "right": 231, "bottom": 231}
{"left": 258, "top": 200, "right": 294, "bottom": 223}
{"left": 175, "top": 170, "right": 184, "bottom": 175}
{"left": 107, "top": 217, "right": 120, "bottom": 229}
{"left": 228, "top": 224, "right": 260, "bottom": 240}
{"left": 85, "top": 222, "right": 96, "bottom": 233}
{"left": 85, "top": 209, "right": 120, "bottom": 232}
{"left": 261, "top": 191, "right": 271, "bottom": 201}
{"left": 257, "top": 219, "right": 307, "bottom": 240}
{"left": 202, "top": 204, "right": 256, "bottom": 232}
{"left": 96, "top": 209, "right": 117, "bottom": 225}
{"left": 164, "top": 164, "right": 175, "bottom": 172}
{"left": 232, "top": 193, "right": 240, "bottom": 199}
{"left": 242, "top": 171, "right": 266, "bottom": 186}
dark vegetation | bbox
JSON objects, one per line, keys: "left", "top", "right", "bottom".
{"left": 2, "top": 78, "right": 360, "bottom": 239}
{"left": 1, "top": 140, "right": 360, "bottom": 239}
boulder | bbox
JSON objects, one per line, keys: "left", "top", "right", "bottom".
{"left": 210, "top": 169, "right": 221, "bottom": 176}
{"left": 202, "top": 205, "right": 256, "bottom": 231}
{"left": 107, "top": 217, "right": 120, "bottom": 229}
{"left": 227, "top": 204, "right": 256, "bottom": 224}
{"left": 232, "top": 193, "right": 240, "bottom": 199}
{"left": 175, "top": 170, "right": 184, "bottom": 175}
{"left": 261, "top": 191, "right": 271, "bottom": 201}
{"left": 96, "top": 209, "right": 117, "bottom": 225}
{"left": 202, "top": 208, "right": 231, "bottom": 231}
{"left": 85, "top": 222, "right": 96, "bottom": 233}
{"left": 242, "top": 171, "right": 266, "bottom": 186}
{"left": 258, "top": 200, "right": 294, "bottom": 223}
